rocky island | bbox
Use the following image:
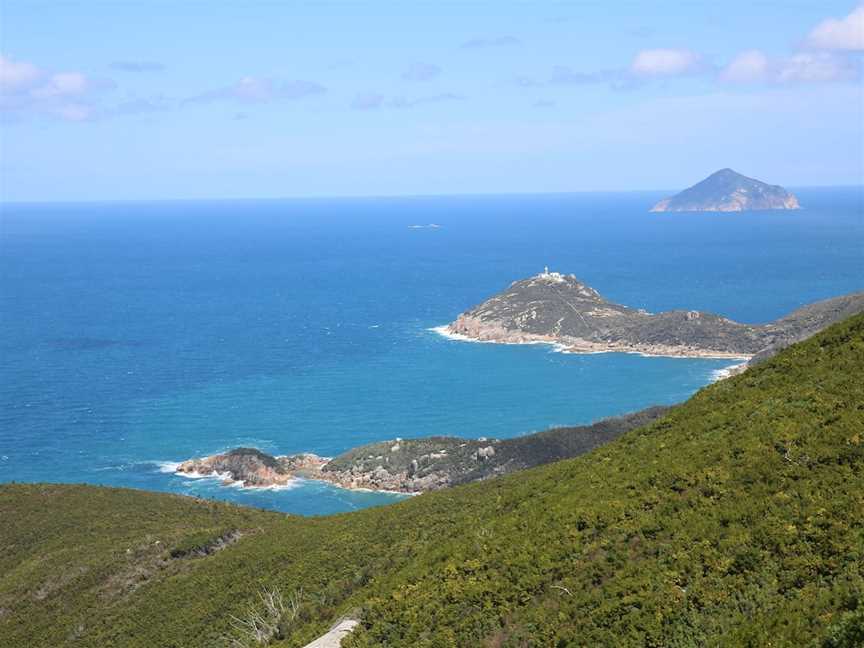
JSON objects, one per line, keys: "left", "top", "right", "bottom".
{"left": 651, "top": 168, "right": 800, "bottom": 212}
{"left": 175, "top": 407, "right": 668, "bottom": 493}
{"left": 445, "top": 269, "right": 864, "bottom": 359}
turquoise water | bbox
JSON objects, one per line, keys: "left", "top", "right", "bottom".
{"left": 1, "top": 189, "right": 861, "bottom": 514}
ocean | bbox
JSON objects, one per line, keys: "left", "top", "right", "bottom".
{"left": 1, "top": 188, "right": 861, "bottom": 515}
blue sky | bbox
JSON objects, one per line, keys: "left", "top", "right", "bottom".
{"left": 1, "top": 1, "right": 862, "bottom": 201}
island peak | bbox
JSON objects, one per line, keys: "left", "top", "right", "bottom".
{"left": 651, "top": 168, "right": 801, "bottom": 212}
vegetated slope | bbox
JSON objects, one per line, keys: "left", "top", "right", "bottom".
{"left": 342, "top": 313, "right": 864, "bottom": 647}
{"left": 2, "top": 314, "right": 863, "bottom": 647}
{"left": 0, "top": 487, "right": 290, "bottom": 646}
{"left": 322, "top": 404, "right": 669, "bottom": 491}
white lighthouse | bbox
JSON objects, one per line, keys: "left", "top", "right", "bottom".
{"left": 539, "top": 266, "right": 565, "bottom": 282}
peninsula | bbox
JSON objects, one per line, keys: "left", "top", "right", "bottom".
{"left": 445, "top": 269, "right": 864, "bottom": 359}
{"left": 175, "top": 407, "right": 668, "bottom": 493}
{"left": 175, "top": 279, "right": 864, "bottom": 493}
{"left": 651, "top": 168, "right": 800, "bottom": 212}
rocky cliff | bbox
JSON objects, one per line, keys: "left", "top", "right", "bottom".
{"left": 176, "top": 448, "right": 328, "bottom": 487}
{"left": 446, "top": 270, "right": 864, "bottom": 359}
{"left": 651, "top": 168, "right": 800, "bottom": 212}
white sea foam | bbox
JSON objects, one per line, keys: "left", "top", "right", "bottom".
{"left": 162, "top": 462, "right": 303, "bottom": 491}
{"left": 175, "top": 468, "right": 233, "bottom": 481}
{"left": 710, "top": 362, "right": 747, "bottom": 382}
{"left": 430, "top": 325, "right": 530, "bottom": 345}
{"left": 203, "top": 473, "right": 303, "bottom": 491}
{"left": 174, "top": 470, "right": 240, "bottom": 486}
{"left": 155, "top": 460, "right": 181, "bottom": 473}
{"left": 429, "top": 325, "right": 477, "bottom": 342}
{"left": 430, "top": 325, "right": 569, "bottom": 353}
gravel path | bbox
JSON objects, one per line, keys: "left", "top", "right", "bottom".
{"left": 301, "top": 619, "right": 359, "bottom": 648}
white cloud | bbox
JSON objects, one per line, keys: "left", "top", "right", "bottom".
{"left": 718, "top": 49, "right": 859, "bottom": 85}
{"left": 0, "top": 54, "right": 113, "bottom": 121}
{"left": 805, "top": 6, "right": 864, "bottom": 51}
{"left": 720, "top": 50, "right": 771, "bottom": 83}
{"left": 630, "top": 48, "right": 702, "bottom": 77}
{"left": 777, "top": 52, "right": 857, "bottom": 83}
{"left": 0, "top": 53, "right": 44, "bottom": 90}
{"left": 32, "top": 72, "right": 92, "bottom": 98}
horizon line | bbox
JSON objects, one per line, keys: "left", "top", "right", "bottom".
{"left": 2, "top": 183, "right": 861, "bottom": 207}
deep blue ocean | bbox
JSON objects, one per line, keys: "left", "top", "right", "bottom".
{"left": 1, "top": 189, "right": 861, "bottom": 515}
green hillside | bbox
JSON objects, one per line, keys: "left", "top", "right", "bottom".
{"left": 2, "top": 314, "right": 863, "bottom": 647}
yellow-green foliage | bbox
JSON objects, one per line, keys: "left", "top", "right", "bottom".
{"left": 2, "top": 314, "right": 863, "bottom": 647}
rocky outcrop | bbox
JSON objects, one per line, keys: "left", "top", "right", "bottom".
{"left": 320, "top": 436, "right": 485, "bottom": 492}
{"left": 176, "top": 448, "right": 327, "bottom": 487}
{"left": 651, "top": 168, "right": 800, "bottom": 212}
{"left": 445, "top": 270, "right": 864, "bottom": 359}
{"left": 176, "top": 407, "right": 670, "bottom": 494}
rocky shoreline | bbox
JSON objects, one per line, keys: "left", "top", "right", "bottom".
{"left": 174, "top": 407, "right": 670, "bottom": 494}
{"left": 446, "top": 314, "right": 752, "bottom": 359}
{"left": 176, "top": 449, "right": 329, "bottom": 488}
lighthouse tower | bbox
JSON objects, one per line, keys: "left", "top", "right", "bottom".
{"left": 539, "top": 266, "right": 564, "bottom": 282}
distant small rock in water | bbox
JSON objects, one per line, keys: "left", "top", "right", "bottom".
{"left": 651, "top": 168, "right": 800, "bottom": 212}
